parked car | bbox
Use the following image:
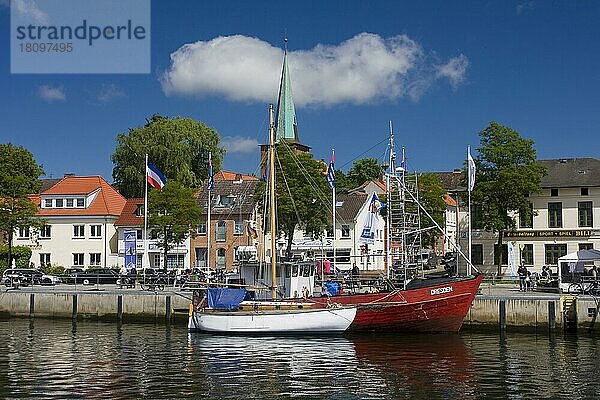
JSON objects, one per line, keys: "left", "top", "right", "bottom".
{"left": 62, "top": 268, "right": 85, "bottom": 284}
{"left": 2, "top": 268, "right": 61, "bottom": 286}
{"left": 70, "top": 268, "right": 119, "bottom": 285}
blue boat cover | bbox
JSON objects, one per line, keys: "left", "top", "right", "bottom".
{"left": 207, "top": 288, "right": 247, "bottom": 310}
{"left": 323, "top": 281, "right": 340, "bottom": 296}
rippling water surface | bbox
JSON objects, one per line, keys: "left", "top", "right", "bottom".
{"left": 1, "top": 319, "right": 600, "bottom": 399}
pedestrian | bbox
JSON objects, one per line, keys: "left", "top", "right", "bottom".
{"left": 525, "top": 271, "right": 532, "bottom": 291}
{"left": 518, "top": 263, "right": 528, "bottom": 292}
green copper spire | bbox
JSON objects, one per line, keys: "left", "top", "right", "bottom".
{"left": 275, "top": 50, "right": 298, "bottom": 142}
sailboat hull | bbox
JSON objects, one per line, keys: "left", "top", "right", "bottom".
{"left": 188, "top": 306, "right": 357, "bottom": 334}
{"left": 311, "top": 274, "right": 483, "bottom": 333}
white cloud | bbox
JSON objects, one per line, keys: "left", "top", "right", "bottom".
{"left": 161, "top": 33, "right": 469, "bottom": 106}
{"left": 38, "top": 85, "right": 66, "bottom": 102}
{"left": 221, "top": 136, "right": 259, "bottom": 154}
{"left": 11, "top": 0, "right": 48, "bottom": 24}
{"left": 97, "top": 84, "right": 126, "bottom": 103}
{"left": 436, "top": 54, "right": 469, "bottom": 88}
{"left": 516, "top": 1, "right": 534, "bottom": 15}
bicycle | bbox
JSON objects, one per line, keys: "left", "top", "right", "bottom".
{"left": 140, "top": 274, "right": 166, "bottom": 291}
{"left": 568, "top": 279, "right": 600, "bottom": 295}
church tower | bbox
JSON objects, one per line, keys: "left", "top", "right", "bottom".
{"left": 261, "top": 47, "right": 310, "bottom": 171}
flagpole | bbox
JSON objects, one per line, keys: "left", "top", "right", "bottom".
{"left": 467, "top": 146, "right": 472, "bottom": 276}
{"left": 331, "top": 149, "right": 336, "bottom": 276}
{"left": 144, "top": 153, "right": 149, "bottom": 270}
{"left": 207, "top": 152, "right": 212, "bottom": 283}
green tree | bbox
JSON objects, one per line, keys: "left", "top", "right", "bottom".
{"left": 112, "top": 115, "right": 224, "bottom": 198}
{"left": 148, "top": 181, "right": 203, "bottom": 271}
{"left": 346, "top": 158, "right": 382, "bottom": 189}
{"left": 472, "top": 121, "right": 546, "bottom": 275}
{"left": 416, "top": 173, "right": 447, "bottom": 248}
{"left": 0, "top": 144, "right": 44, "bottom": 266}
{"left": 258, "top": 142, "right": 332, "bottom": 258}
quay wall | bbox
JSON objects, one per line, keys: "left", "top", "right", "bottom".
{"left": 0, "top": 291, "right": 190, "bottom": 323}
{"left": 2, "top": 291, "right": 600, "bottom": 333}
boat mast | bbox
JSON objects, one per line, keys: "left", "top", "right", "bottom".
{"left": 269, "top": 104, "right": 278, "bottom": 299}
{"left": 386, "top": 122, "right": 395, "bottom": 279}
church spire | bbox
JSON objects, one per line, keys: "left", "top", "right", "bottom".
{"left": 275, "top": 46, "right": 298, "bottom": 142}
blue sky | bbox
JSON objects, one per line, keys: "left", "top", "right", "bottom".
{"left": 1, "top": 1, "right": 599, "bottom": 181}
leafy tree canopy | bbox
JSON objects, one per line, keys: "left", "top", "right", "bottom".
{"left": 257, "top": 142, "right": 332, "bottom": 257}
{"left": 470, "top": 121, "right": 546, "bottom": 273}
{"left": 416, "top": 173, "right": 447, "bottom": 248}
{"left": 345, "top": 158, "right": 382, "bottom": 190}
{"left": 148, "top": 181, "right": 203, "bottom": 271}
{"left": 0, "top": 143, "right": 44, "bottom": 265}
{"left": 112, "top": 115, "right": 224, "bottom": 198}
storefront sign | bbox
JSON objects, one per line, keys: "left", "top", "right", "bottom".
{"left": 504, "top": 230, "right": 594, "bottom": 238}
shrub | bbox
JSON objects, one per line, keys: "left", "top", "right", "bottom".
{"left": 0, "top": 246, "right": 32, "bottom": 269}
{"left": 41, "top": 264, "right": 65, "bottom": 275}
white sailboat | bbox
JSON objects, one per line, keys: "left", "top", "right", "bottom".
{"left": 188, "top": 104, "right": 357, "bottom": 334}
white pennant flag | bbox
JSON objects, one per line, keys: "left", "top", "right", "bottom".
{"left": 468, "top": 146, "right": 476, "bottom": 192}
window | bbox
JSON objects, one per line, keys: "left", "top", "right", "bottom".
{"left": 17, "top": 227, "right": 30, "bottom": 238}
{"left": 73, "top": 253, "right": 84, "bottom": 266}
{"left": 39, "top": 253, "right": 51, "bottom": 267}
{"left": 521, "top": 244, "right": 533, "bottom": 266}
{"left": 90, "top": 225, "right": 102, "bottom": 238}
{"left": 578, "top": 201, "right": 593, "bottom": 227}
{"left": 472, "top": 244, "right": 483, "bottom": 265}
{"left": 44, "top": 199, "right": 52, "bottom": 208}
{"left": 136, "top": 254, "right": 143, "bottom": 269}
{"left": 234, "top": 220, "right": 243, "bottom": 235}
{"left": 39, "top": 225, "right": 51, "bottom": 239}
{"left": 152, "top": 254, "right": 161, "bottom": 268}
{"left": 197, "top": 223, "right": 207, "bottom": 235}
{"left": 56, "top": 198, "right": 64, "bottom": 207}
{"left": 73, "top": 225, "right": 85, "bottom": 238}
{"left": 217, "top": 195, "right": 235, "bottom": 207}
{"left": 76, "top": 198, "right": 85, "bottom": 208}
{"left": 195, "top": 248, "right": 207, "bottom": 267}
{"left": 551, "top": 188, "right": 559, "bottom": 197}
{"left": 136, "top": 230, "right": 142, "bottom": 240}
{"left": 519, "top": 203, "right": 533, "bottom": 228}
{"left": 66, "top": 198, "right": 74, "bottom": 208}
{"left": 216, "top": 221, "right": 226, "bottom": 241}
{"left": 341, "top": 224, "right": 351, "bottom": 238}
{"left": 471, "top": 204, "right": 483, "bottom": 229}
{"left": 581, "top": 188, "right": 589, "bottom": 196}
{"left": 326, "top": 228, "right": 334, "bottom": 238}
{"left": 89, "top": 253, "right": 101, "bottom": 266}
{"left": 167, "top": 254, "right": 185, "bottom": 269}
{"left": 548, "top": 202, "right": 562, "bottom": 228}
{"left": 545, "top": 244, "right": 567, "bottom": 265}
{"left": 579, "top": 243, "right": 593, "bottom": 251}
{"left": 216, "top": 248, "right": 226, "bottom": 268}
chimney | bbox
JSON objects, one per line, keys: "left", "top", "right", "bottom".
{"left": 64, "top": 173, "right": 75, "bottom": 177}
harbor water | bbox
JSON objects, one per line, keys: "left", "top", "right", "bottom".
{"left": 1, "top": 319, "right": 599, "bottom": 399}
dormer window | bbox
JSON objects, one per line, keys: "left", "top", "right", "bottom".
{"left": 135, "top": 204, "right": 144, "bottom": 217}
{"left": 217, "top": 195, "right": 235, "bottom": 207}
{"left": 66, "top": 198, "right": 74, "bottom": 208}
{"left": 56, "top": 198, "right": 64, "bottom": 207}
{"left": 76, "top": 198, "right": 85, "bottom": 208}
{"left": 44, "top": 199, "right": 52, "bottom": 208}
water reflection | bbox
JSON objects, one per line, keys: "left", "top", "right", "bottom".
{"left": 2, "top": 319, "right": 600, "bottom": 399}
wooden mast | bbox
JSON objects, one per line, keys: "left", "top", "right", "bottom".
{"left": 269, "top": 104, "right": 278, "bottom": 299}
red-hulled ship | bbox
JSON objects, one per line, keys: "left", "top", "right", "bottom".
{"left": 309, "top": 274, "right": 483, "bottom": 333}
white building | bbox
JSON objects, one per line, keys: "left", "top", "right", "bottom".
{"left": 114, "top": 198, "right": 190, "bottom": 270}
{"left": 457, "top": 158, "right": 600, "bottom": 275}
{"left": 287, "top": 192, "right": 386, "bottom": 272}
{"left": 19, "top": 175, "right": 126, "bottom": 269}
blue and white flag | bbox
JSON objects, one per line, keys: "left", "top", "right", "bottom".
{"left": 327, "top": 149, "right": 335, "bottom": 189}
{"left": 207, "top": 152, "right": 214, "bottom": 190}
{"left": 359, "top": 192, "right": 386, "bottom": 244}
{"left": 468, "top": 146, "right": 476, "bottom": 192}
{"left": 123, "top": 230, "right": 137, "bottom": 270}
